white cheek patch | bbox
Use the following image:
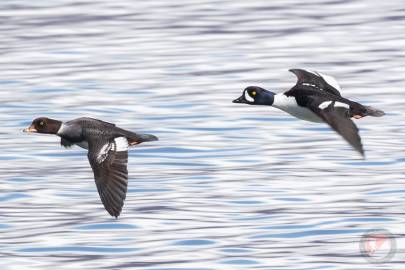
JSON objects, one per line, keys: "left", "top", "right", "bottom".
{"left": 244, "top": 91, "right": 254, "bottom": 103}
{"left": 97, "top": 143, "right": 112, "bottom": 164}
{"left": 114, "top": 137, "right": 128, "bottom": 152}
{"left": 318, "top": 101, "right": 333, "bottom": 109}
{"left": 334, "top": 101, "right": 350, "bottom": 109}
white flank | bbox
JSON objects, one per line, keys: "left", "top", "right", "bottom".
{"left": 97, "top": 143, "right": 112, "bottom": 164}
{"left": 244, "top": 91, "right": 254, "bottom": 102}
{"left": 273, "top": 94, "right": 323, "bottom": 123}
{"left": 334, "top": 101, "right": 350, "bottom": 109}
{"left": 114, "top": 137, "right": 128, "bottom": 152}
{"left": 318, "top": 101, "right": 332, "bottom": 109}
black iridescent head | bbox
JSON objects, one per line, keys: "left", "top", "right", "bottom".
{"left": 23, "top": 117, "right": 62, "bottom": 134}
{"left": 233, "top": 86, "right": 275, "bottom": 106}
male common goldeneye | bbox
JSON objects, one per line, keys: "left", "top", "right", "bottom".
{"left": 24, "top": 117, "right": 158, "bottom": 217}
{"left": 233, "top": 69, "right": 385, "bottom": 156}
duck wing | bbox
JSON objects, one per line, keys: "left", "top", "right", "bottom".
{"left": 289, "top": 69, "right": 342, "bottom": 97}
{"left": 87, "top": 137, "right": 129, "bottom": 217}
{"left": 306, "top": 97, "right": 364, "bottom": 156}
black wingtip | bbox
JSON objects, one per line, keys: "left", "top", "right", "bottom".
{"left": 108, "top": 209, "right": 121, "bottom": 218}
{"left": 355, "top": 145, "right": 366, "bottom": 159}
{"left": 288, "top": 68, "right": 303, "bottom": 75}
{"left": 353, "top": 143, "right": 365, "bottom": 159}
{"left": 106, "top": 207, "right": 122, "bottom": 218}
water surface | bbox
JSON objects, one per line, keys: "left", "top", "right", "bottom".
{"left": 0, "top": 0, "right": 404, "bottom": 269}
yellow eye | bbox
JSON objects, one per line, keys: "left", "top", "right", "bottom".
{"left": 251, "top": 91, "right": 256, "bottom": 96}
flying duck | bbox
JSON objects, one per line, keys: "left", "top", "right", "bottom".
{"left": 24, "top": 117, "right": 158, "bottom": 217}
{"left": 233, "top": 69, "right": 385, "bottom": 156}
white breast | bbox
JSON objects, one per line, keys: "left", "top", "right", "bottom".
{"left": 273, "top": 94, "right": 323, "bottom": 123}
{"left": 57, "top": 123, "right": 67, "bottom": 135}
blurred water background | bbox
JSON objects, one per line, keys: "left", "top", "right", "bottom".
{"left": 0, "top": 0, "right": 404, "bottom": 269}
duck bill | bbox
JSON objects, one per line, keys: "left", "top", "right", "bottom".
{"left": 233, "top": 95, "right": 247, "bottom": 104}
{"left": 23, "top": 125, "right": 37, "bottom": 133}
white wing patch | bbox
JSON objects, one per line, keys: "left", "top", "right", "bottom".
{"left": 319, "top": 101, "right": 349, "bottom": 110}
{"left": 96, "top": 143, "right": 112, "bottom": 164}
{"left": 319, "top": 101, "right": 332, "bottom": 109}
{"left": 302, "top": 82, "right": 318, "bottom": 88}
{"left": 334, "top": 101, "right": 350, "bottom": 109}
{"left": 114, "top": 137, "right": 128, "bottom": 152}
{"left": 244, "top": 91, "right": 254, "bottom": 102}
{"left": 96, "top": 137, "right": 128, "bottom": 164}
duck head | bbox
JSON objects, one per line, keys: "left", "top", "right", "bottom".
{"left": 23, "top": 117, "right": 62, "bottom": 134}
{"left": 233, "top": 86, "right": 275, "bottom": 106}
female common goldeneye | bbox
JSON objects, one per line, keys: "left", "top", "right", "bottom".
{"left": 233, "top": 69, "right": 385, "bottom": 156}
{"left": 24, "top": 117, "right": 158, "bottom": 217}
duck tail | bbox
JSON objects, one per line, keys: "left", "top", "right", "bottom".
{"left": 135, "top": 133, "right": 159, "bottom": 143}
{"left": 127, "top": 132, "right": 158, "bottom": 145}
{"left": 364, "top": 106, "right": 385, "bottom": 117}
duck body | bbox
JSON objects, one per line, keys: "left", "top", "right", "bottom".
{"left": 233, "top": 68, "right": 385, "bottom": 156}
{"left": 24, "top": 117, "right": 158, "bottom": 217}
{"left": 272, "top": 92, "right": 323, "bottom": 123}
{"left": 58, "top": 117, "right": 152, "bottom": 149}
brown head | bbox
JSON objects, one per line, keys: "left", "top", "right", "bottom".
{"left": 23, "top": 117, "right": 62, "bottom": 134}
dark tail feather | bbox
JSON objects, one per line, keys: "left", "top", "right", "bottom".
{"left": 137, "top": 133, "right": 158, "bottom": 143}
{"left": 129, "top": 133, "right": 158, "bottom": 145}
{"left": 365, "top": 106, "right": 385, "bottom": 117}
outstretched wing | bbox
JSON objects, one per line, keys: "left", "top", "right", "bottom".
{"left": 306, "top": 98, "right": 364, "bottom": 156}
{"left": 87, "top": 137, "right": 129, "bottom": 217}
{"left": 289, "top": 69, "right": 342, "bottom": 97}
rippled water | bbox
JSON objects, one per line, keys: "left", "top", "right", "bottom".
{"left": 1, "top": 0, "right": 404, "bottom": 269}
